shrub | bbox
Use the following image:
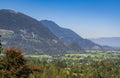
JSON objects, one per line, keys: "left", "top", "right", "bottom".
{"left": 0, "top": 47, "right": 33, "bottom": 78}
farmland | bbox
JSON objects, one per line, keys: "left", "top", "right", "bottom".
{"left": 26, "top": 50, "right": 120, "bottom": 62}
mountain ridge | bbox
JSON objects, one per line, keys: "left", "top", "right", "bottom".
{"left": 90, "top": 37, "right": 120, "bottom": 48}
{"left": 0, "top": 9, "right": 67, "bottom": 54}
{"left": 40, "top": 20, "right": 102, "bottom": 50}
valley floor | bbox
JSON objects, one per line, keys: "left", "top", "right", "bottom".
{"left": 27, "top": 50, "right": 120, "bottom": 78}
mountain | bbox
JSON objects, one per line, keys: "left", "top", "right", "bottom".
{"left": 0, "top": 9, "right": 68, "bottom": 55}
{"left": 40, "top": 20, "right": 102, "bottom": 50}
{"left": 90, "top": 37, "right": 120, "bottom": 48}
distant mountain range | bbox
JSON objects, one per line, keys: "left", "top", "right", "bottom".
{"left": 0, "top": 9, "right": 106, "bottom": 54}
{"left": 41, "top": 20, "right": 102, "bottom": 50}
{"left": 90, "top": 37, "right": 120, "bottom": 48}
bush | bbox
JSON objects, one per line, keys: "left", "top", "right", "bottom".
{"left": 0, "top": 47, "right": 32, "bottom": 78}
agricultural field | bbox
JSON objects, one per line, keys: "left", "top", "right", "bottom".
{"left": 26, "top": 50, "right": 120, "bottom": 62}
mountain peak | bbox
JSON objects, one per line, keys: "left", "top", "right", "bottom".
{"left": 41, "top": 20, "right": 61, "bottom": 28}
{"left": 0, "top": 9, "right": 19, "bottom": 14}
{"left": 41, "top": 20, "right": 53, "bottom": 22}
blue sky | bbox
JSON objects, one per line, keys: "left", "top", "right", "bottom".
{"left": 0, "top": 0, "right": 120, "bottom": 38}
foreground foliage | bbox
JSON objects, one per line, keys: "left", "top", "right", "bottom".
{"left": 0, "top": 48, "right": 42, "bottom": 78}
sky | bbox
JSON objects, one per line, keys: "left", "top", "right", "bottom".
{"left": 0, "top": 0, "right": 120, "bottom": 38}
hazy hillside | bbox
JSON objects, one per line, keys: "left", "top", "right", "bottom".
{"left": 0, "top": 9, "right": 67, "bottom": 54}
{"left": 90, "top": 37, "right": 120, "bottom": 48}
{"left": 41, "top": 20, "right": 102, "bottom": 50}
